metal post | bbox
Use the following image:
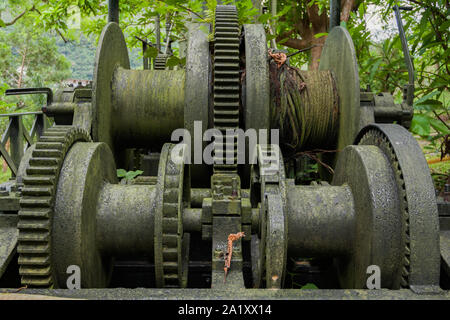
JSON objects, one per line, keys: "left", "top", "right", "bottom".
{"left": 9, "top": 116, "right": 23, "bottom": 178}
{"left": 329, "top": 0, "right": 341, "bottom": 30}
{"left": 155, "top": 14, "right": 161, "bottom": 51}
{"left": 35, "top": 113, "right": 47, "bottom": 138}
{"left": 143, "top": 40, "right": 149, "bottom": 70}
{"left": 393, "top": 5, "right": 415, "bottom": 106}
{"left": 108, "top": 0, "right": 119, "bottom": 23}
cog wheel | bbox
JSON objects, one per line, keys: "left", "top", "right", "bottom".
{"left": 250, "top": 144, "right": 286, "bottom": 288}
{"left": 213, "top": 5, "right": 240, "bottom": 173}
{"left": 357, "top": 127, "right": 410, "bottom": 287}
{"left": 17, "top": 125, "right": 92, "bottom": 287}
{"left": 154, "top": 143, "right": 190, "bottom": 288}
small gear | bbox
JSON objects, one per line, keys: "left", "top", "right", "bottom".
{"left": 154, "top": 144, "right": 189, "bottom": 288}
{"left": 17, "top": 126, "right": 92, "bottom": 287}
{"left": 250, "top": 144, "right": 286, "bottom": 288}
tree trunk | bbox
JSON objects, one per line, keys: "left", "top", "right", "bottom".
{"left": 275, "top": 1, "right": 357, "bottom": 71}
{"left": 17, "top": 44, "right": 28, "bottom": 88}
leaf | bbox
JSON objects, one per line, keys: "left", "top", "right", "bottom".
{"left": 414, "top": 91, "right": 440, "bottom": 106}
{"left": 266, "top": 33, "right": 277, "bottom": 41}
{"left": 125, "top": 170, "right": 144, "bottom": 180}
{"left": 416, "top": 99, "right": 443, "bottom": 111}
{"left": 429, "top": 118, "right": 450, "bottom": 135}
{"left": 166, "top": 56, "right": 181, "bottom": 67}
{"left": 410, "top": 114, "right": 431, "bottom": 137}
{"left": 144, "top": 46, "right": 159, "bottom": 59}
{"left": 369, "top": 59, "right": 382, "bottom": 83}
{"left": 314, "top": 32, "right": 328, "bottom": 39}
{"left": 0, "top": 19, "right": 5, "bottom": 28}
{"left": 257, "top": 13, "right": 271, "bottom": 24}
{"left": 117, "top": 169, "right": 127, "bottom": 178}
{"left": 301, "top": 283, "right": 318, "bottom": 289}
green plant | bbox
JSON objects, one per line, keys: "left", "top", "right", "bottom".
{"left": 301, "top": 283, "right": 318, "bottom": 289}
{"left": 117, "top": 169, "right": 143, "bottom": 181}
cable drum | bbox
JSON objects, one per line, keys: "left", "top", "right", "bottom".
{"left": 269, "top": 62, "right": 339, "bottom": 154}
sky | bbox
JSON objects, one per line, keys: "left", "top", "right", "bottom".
{"left": 365, "top": 4, "right": 399, "bottom": 42}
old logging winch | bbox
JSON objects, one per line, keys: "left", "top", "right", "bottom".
{"left": 0, "top": 3, "right": 448, "bottom": 299}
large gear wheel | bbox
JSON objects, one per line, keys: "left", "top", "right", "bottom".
{"left": 357, "top": 127, "right": 410, "bottom": 287}
{"left": 213, "top": 5, "right": 240, "bottom": 173}
{"left": 17, "top": 126, "right": 92, "bottom": 287}
{"left": 356, "top": 124, "right": 440, "bottom": 289}
{"left": 154, "top": 143, "right": 190, "bottom": 288}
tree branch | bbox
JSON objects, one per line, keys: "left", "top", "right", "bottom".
{"left": 433, "top": 110, "right": 450, "bottom": 130}
{"left": 3, "top": 8, "right": 30, "bottom": 27}
{"left": 406, "top": 0, "right": 447, "bottom": 20}
{"left": 340, "top": 0, "right": 356, "bottom": 22}
{"left": 278, "top": 37, "right": 310, "bottom": 50}
{"left": 30, "top": 6, "right": 68, "bottom": 43}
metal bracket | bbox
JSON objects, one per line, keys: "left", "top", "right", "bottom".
{"left": 5, "top": 87, "right": 53, "bottom": 107}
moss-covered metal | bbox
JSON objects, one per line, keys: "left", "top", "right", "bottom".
{"left": 0, "top": 2, "right": 447, "bottom": 300}
{"left": 112, "top": 68, "right": 185, "bottom": 149}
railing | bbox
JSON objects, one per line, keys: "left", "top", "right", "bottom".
{"left": 0, "top": 112, "right": 48, "bottom": 178}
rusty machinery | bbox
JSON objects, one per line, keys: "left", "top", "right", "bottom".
{"left": 0, "top": 2, "right": 449, "bottom": 299}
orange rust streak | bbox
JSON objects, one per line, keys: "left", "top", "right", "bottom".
{"left": 224, "top": 232, "right": 245, "bottom": 282}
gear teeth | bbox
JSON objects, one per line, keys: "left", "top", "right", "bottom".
{"left": 18, "top": 230, "right": 49, "bottom": 242}
{"left": 17, "top": 219, "right": 50, "bottom": 231}
{"left": 358, "top": 129, "right": 411, "bottom": 288}
{"left": 154, "top": 54, "right": 168, "bottom": 70}
{"left": 26, "top": 166, "right": 58, "bottom": 175}
{"left": 17, "top": 125, "right": 91, "bottom": 288}
{"left": 20, "top": 197, "right": 53, "bottom": 208}
{"left": 19, "top": 209, "right": 51, "bottom": 218}
{"left": 35, "top": 142, "right": 64, "bottom": 150}
{"left": 18, "top": 242, "right": 50, "bottom": 254}
{"left": 23, "top": 176, "right": 55, "bottom": 186}
{"left": 213, "top": 5, "right": 240, "bottom": 174}
{"left": 21, "top": 186, "right": 53, "bottom": 197}
{"left": 32, "top": 149, "right": 62, "bottom": 158}
{"left": 159, "top": 145, "right": 183, "bottom": 288}
{"left": 19, "top": 266, "right": 51, "bottom": 276}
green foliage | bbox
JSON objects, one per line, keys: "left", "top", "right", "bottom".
{"left": 0, "top": 0, "right": 447, "bottom": 188}
{"left": 301, "top": 283, "right": 318, "bottom": 289}
{"left": 336, "top": 1, "right": 449, "bottom": 171}
{"left": 117, "top": 169, "right": 143, "bottom": 181}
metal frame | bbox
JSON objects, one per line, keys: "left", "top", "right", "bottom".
{"left": 0, "top": 112, "right": 47, "bottom": 177}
